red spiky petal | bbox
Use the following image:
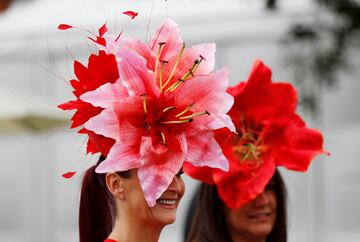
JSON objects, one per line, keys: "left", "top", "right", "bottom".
{"left": 58, "top": 24, "right": 73, "bottom": 30}
{"left": 99, "top": 23, "right": 108, "bottom": 37}
{"left": 122, "top": 11, "right": 138, "bottom": 19}
{"left": 62, "top": 171, "right": 76, "bottom": 179}
{"left": 88, "top": 36, "right": 106, "bottom": 47}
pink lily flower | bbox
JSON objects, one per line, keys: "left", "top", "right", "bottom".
{"left": 80, "top": 19, "right": 235, "bottom": 206}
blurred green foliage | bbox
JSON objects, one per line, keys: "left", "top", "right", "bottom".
{"left": 265, "top": 0, "right": 360, "bottom": 115}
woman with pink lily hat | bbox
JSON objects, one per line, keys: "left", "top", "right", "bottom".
{"left": 58, "top": 17, "right": 235, "bottom": 242}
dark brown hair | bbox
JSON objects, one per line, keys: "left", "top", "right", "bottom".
{"left": 185, "top": 169, "right": 287, "bottom": 242}
{"left": 79, "top": 156, "right": 131, "bottom": 242}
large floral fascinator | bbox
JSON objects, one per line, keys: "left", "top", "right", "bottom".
{"left": 58, "top": 16, "right": 235, "bottom": 206}
{"left": 185, "top": 60, "right": 329, "bottom": 209}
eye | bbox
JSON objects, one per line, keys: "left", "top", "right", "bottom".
{"left": 176, "top": 168, "right": 184, "bottom": 177}
{"left": 265, "top": 180, "right": 275, "bottom": 191}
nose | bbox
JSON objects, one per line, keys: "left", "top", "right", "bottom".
{"left": 253, "top": 192, "right": 270, "bottom": 207}
{"left": 168, "top": 175, "right": 185, "bottom": 196}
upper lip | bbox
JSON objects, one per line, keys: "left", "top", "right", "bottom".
{"left": 157, "top": 195, "right": 179, "bottom": 201}
{"left": 158, "top": 191, "right": 179, "bottom": 201}
{"left": 157, "top": 197, "right": 178, "bottom": 201}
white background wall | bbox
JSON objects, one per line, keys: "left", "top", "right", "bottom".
{"left": 0, "top": 0, "right": 359, "bottom": 241}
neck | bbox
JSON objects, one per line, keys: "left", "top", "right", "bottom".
{"left": 230, "top": 231, "right": 266, "bottom": 242}
{"left": 108, "top": 216, "right": 163, "bottom": 242}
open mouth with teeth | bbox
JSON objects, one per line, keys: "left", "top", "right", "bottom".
{"left": 248, "top": 212, "right": 272, "bottom": 219}
{"left": 156, "top": 199, "right": 177, "bottom": 205}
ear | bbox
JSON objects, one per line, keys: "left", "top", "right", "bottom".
{"left": 105, "top": 173, "right": 125, "bottom": 199}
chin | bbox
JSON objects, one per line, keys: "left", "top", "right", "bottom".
{"left": 151, "top": 207, "right": 177, "bottom": 226}
{"left": 150, "top": 216, "right": 176, "bottom": 227}
{"left": 157, "top": 213, "right": 177, "bottom": 225}
{"left": 163, "top": 216, "right": 176, "bottom": 225}
{"left": 250, "top": 224, "right": 273, "bottom": 237}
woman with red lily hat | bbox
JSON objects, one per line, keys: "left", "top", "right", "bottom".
{"left": 58, "top": 17, "right": 235, "bottom": 242}
{"left": 185, "top": 169, "right": 286, "bottom": 242}
{"left": 184, "top": 60, "right": 328, "bottom": 242}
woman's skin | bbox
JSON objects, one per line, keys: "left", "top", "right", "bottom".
{"left": 106, "top": 169, "right": 185, "bottom": 242}
{"left": 226, "top": 180, "right": 277, "bottom": 242}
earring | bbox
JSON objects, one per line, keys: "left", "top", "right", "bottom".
{"left": 119, "top": 193, "right": 125, "bottom": 200}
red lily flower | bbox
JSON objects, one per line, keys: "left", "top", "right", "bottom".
{"left": 81, "top": 19, "right": 235, "bottom": 206}
{"left": 185, "top": 60, "right": 328, "bottom": 209}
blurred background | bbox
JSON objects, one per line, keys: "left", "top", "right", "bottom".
{"left": 0, "top": 0, "right": 359, "bottom": 241}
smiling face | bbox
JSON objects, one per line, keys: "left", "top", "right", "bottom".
{"left": 226, "top": 180, "right": 277, "bottom": 240}
{"left": 114, "top": 168, "right": 185, "bottom": 227}
{"left": 150, "top": 169, "right": 185, "bottom": 225}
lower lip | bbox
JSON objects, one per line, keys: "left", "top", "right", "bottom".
{"left": 248, "top": 213, "right": 271, "bottom": 222}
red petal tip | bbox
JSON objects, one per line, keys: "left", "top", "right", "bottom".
{"left": 88, "top": 36, "right": 106, "bottom": 47}
{"left": 99, "top": 23, "right": 108, "bottom": 37}
{"left": 62, "top": 171, "right": 76, "bottom": 179}
{"left": 122, "top": 11, "right": 138, "bottom": 19}
{"left": 58, "top": 24, "right": 73, "bottom": 30}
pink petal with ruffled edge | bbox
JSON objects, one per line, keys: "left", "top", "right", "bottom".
{"left": 205, "top": 93, "right": 234, "bottom": 131}
{"left": 80, "top": 80, "right": 128, "bottom": 108}
{"left": 173, "top": 67, "right": 229, "bottom": 112}
{"left": 150, "top": 18, "right": 184, "bottom": 63}
{"left": 185, "top": 43, "right": 215, "bottom": 75}
{"left": 96, "top": 142, "right": 140, "bottom": 173}
{"left": 174, "top": 67, "right": 235, "bottom": 132}
{"left": 186, "top": 129, "right": 229, "bottom": 171}
{"left": 117, "top": 120, "right": 144, "bottom": 146}
{"left": 84, "top": 105, "right": 120, "bottom": 141}
{"left": 124, "top": 38, "right": 156, "bottom": 71}
{"left": 138, "top": 134, "right": 187, "bottom": 207}
{"left": 116, "top": 46, "right": 160, "bottom": 97}
{"left": 98, "top": 38, "right": 160, "bottom": 97}
{"left": 113, "top": 96, "right": 145, "bottom": 144}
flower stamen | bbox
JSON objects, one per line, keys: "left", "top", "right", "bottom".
{"left": 175, "top": 103, "right": 193, "bottom": 118}
{"left": 159, "top": 60, "right": 168, "bottom": 90}
{"left": 154, "top": 42, "right": 166, "bottom": 86}
{"left": 188, "top": 68, "right": 195, "bottom": 77}
{"left": 181, "top": 56, "right": 204, "bottom": 81}
{"left": 161, "top": 119, "right": 193, "bottom": 125}
{"left": 180, "top": 59, "right": 199, "bottom": 81}
{"left": 160, "top": 131, "right": 167, "bottom": 145}
{"left": 162, "top": 42, "right": 186, "bottom": 92}
{"left": 179, "top": 110, "right": 210, "bottom": 120}
{"left": 142, "top": 94, "right": 148, "bottom": 114}
{"left": 165, "top": 78, "right": 185, "bottom": 92}
{"left": 162, "top": 106, "right": 176, "bottom": 113}
{"left": 168, "top": 55, "right": 206, "bottom": 92}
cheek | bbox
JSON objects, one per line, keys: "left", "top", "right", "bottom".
{"left": 125, "top": 186, "right": 153, "bottom": 216}
{"left": 227, "top": 208, "right": 248, "bottom": 230}
{"left": 131, "top": 194, "right": 149, "bottom": 213}
{"left": 178, "top": 178, "right": 185, "bottom": 199}
{"left": 266, "top": 192, "right": 277, "bottom": 227}
{"left": 269, "top": 192, "right": 277, "bottom": 210}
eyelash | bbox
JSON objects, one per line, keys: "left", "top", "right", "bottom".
{"left": 176, "top": 168, "right": 184, "bottom": 177}
{"left": 265, "top": 183, "right": 275, "bottom": 191}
